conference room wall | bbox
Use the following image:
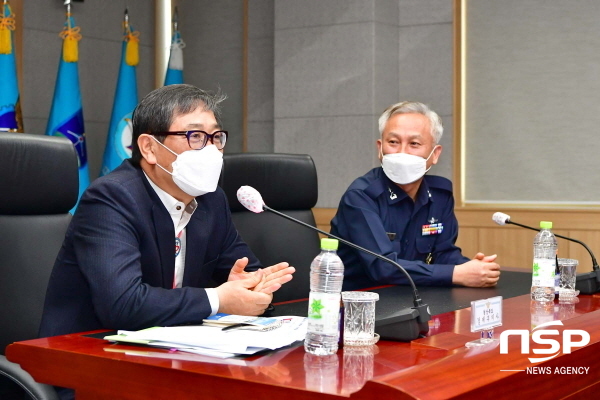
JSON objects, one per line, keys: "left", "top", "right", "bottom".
{"left": 246, "top": 1, "right": 275, "bottom": 153}
{"left": 16, "top": 0, "right": 452, "bottom": 201}
{"left": 272, "top": 0, "right": 454, "bottom": 208}
{"left": 178, "top": 0, "right": 245, "bottom": 154}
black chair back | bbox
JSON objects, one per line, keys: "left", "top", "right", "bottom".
{"left": 0, "top": 133, "right": 77, "bottom": 400}
{"left": 222, "top": 153, "right": 320, "bottom": 302}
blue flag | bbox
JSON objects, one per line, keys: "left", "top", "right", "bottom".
{"left": 45, "top": 14, "right": 89, "bottom": 209}
{"left": 101, "top": 17, "right": 139, "bottom": 176}
{"left": 164, "top": 30, "right": 184, "bottom": 85}
{"left": 0, "top": 3, "right": 22, "bottom": 132}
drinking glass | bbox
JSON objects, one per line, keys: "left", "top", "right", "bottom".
{"left": 341, "top": 291, "right": 379, "bottom": 346}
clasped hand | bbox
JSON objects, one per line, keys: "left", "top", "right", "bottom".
{"left": 216, "top": 257, "right": 295, "bottom": 315}
{"left": 452, "top": 253, "right": 500, "bottom": 287}
{"left": 228, "top": 257, "right": 295, "bottom": 293}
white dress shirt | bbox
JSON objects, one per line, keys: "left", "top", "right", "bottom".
{"left": 144, "top": 173, "right": 219, "bottom": 315}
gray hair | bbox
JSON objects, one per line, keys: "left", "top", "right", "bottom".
{"left": 131, "top": 84, "right": 227, "bottom": 166}
{"left": 378, "top": 101, "right": 443, "bottom": 144}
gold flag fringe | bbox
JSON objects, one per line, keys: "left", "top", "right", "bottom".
{"left": 123, "top": 21, "right": 140, "bottom": 66}
{"left": 0, "top": 6, "right": 15, "bottom": 55}
{"left": 59, "top": 13, "right": 82, "bottom": 63}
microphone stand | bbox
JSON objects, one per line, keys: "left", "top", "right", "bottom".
{"left": 505, "top": 219, "right": 600, "bottom": 294}
{"left": 262, "top": 204, "right": 431, "bottom": 341}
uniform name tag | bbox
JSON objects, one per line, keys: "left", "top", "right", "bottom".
{"left": 422, "top": 223, "right": 443, "bottom": 236}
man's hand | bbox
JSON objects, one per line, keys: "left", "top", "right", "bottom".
{"left": 227, "top": 257, "right": 253, "bottom": 281}
{"left": 452, "top": 253, "right": 500, "bottom": 287}
{"left": 216, "top": 269, "right": 273, "bottom": 315}
{"left": 228, "top": 257, "right": 295, "bottom": 294}
{"left": 253, "top": 263, "right": 295, "bottom": 294}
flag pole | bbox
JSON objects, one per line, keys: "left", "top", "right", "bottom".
{"left": 155, "top": 0, "right": 170, "bottom": 88}
{"left": 173, "top": 6, "right": 178, "bottom": 33}
{"left": 163, "top": 5, "right": 184, "bottom": 86}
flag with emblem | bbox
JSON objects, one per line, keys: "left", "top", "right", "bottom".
{"left": 0, "top": 1, "right": 23, "bottom": 132}
{"left": 164, "top": 7, "right": 184, "bottom": 86}
{"left": 45, "top": 5, "right": 89, "bottom": 209}
{"left": 100, "top": 8, "right": 139, "bottom": 176}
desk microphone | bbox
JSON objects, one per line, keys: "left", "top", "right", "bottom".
{"left": 237, "top": 185, "right": 431, "bottom": 342}
{"left": 492, "top": 212, "right": 600, "bottom": 294}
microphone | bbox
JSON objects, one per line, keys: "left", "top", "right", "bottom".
{"left": 237, "top": 186, "right": 431, "bottom": 342}
{"left": 492, "top": 212, "right": 600, "bottom": 294}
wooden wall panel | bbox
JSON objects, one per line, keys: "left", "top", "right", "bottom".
{"left": 454, "top": 227, "right": 479, "bottom": 258}
{"left": 472, "top": 228, "right": 534, "bottom": 271}
{"left": 313, "top": 208, "right": 335, "bottom": 235}
{"left": 565, "top": 230, "right": 600, "bottom": 273}
{"left": 455, "top": 208, "right": 600, "bottom": 231}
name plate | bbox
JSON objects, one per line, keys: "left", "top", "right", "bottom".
{"left": 470, "top": 296, "right": 503, "bottom": 332}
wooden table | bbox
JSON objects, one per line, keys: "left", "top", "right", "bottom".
{"left": 7, "top": 277, "right": 600, "bottom": 399}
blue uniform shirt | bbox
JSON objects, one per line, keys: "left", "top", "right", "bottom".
{"left": 330, "top": 167, "right": 469, "bottom": 290}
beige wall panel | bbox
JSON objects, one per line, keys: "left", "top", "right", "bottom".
{"left": 472, "top": 228, "right": 532, "bottom": 271}
{"left": 565, "top": 230, "right": 600, "bottom": 273}
{"left": 455, "top": 208, "right": 600, "bottom": 231}
{"left": 455, "top": 227, "right": 478, "bottom": 259}
{"left": 313, "top": 208, "right": 336, "bottom": 234}
{"left": 455, "top": 209, "right": 600, "bottom": 272}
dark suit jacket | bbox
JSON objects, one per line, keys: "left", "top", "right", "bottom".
{"left": 39, "top": 160, "right": 260, "bottom": 337}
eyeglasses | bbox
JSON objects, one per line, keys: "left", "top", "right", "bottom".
{"left": 151, "top": 130, "right": 228, "bottom": 150}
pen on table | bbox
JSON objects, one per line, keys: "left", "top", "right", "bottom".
{"left": 221, "top": 323, "right": 251, "bottom": 331}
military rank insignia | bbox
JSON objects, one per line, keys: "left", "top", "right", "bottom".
{"left": 422, "top": 223, "right": 443, "bottom": 236}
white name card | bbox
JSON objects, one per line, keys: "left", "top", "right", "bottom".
{"left": 470, "top": 296, "right": 503, "bottom": 332}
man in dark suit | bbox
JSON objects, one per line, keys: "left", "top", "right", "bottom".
{"left": 39, "top": 84, "right": 295, "bottom": 339}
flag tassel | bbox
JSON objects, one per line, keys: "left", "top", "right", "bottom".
{"left": 0, "top": 27, "right": 10, "bottom": 54}
{"left": 60, "top": 14, "right": 82, "bottom": 62}
{"left": 125, "top": 29, "right": 139, "bottom": 66}
{"left": 0, "top": 6, "right": 15, "bottom": 54}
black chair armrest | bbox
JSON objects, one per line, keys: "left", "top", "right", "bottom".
{"left": 0, "top": 355, "right": 58, "bottom": 400}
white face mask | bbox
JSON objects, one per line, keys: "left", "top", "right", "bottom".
{"left": 152, "top": 137, "right": 223, "bottom": 197}
{"left": 381, "top": 148, "right": 436, "bottom": 185}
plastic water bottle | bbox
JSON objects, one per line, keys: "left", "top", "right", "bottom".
{"left": 531, "top": 221, "right": 558, "bottom": 302}
{"left": 304, "top": 238, "right": 344, "bottom": 355}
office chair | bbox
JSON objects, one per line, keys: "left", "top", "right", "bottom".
{"left": 0, "top": 133, "right": 78, "bottom": 400}
{"left": 221, "top": 153, "right": 321, "bottom": 303}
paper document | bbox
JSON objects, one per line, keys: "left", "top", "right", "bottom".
{"left": 104, "top": 316, "right": 307, "bottom": 359}
{"left": 203, "top": 313, "right": 283, "bottom": 331}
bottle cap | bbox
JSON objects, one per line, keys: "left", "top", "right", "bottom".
{"left": 540, "top": 221, "right": 553, "bottom": 229}
{"left": 320, "top": 238, "right": 339, "bottom": 250}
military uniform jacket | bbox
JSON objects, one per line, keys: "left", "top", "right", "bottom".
{"left": 331, "top": 167, "right": 469, "bottom": 290}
